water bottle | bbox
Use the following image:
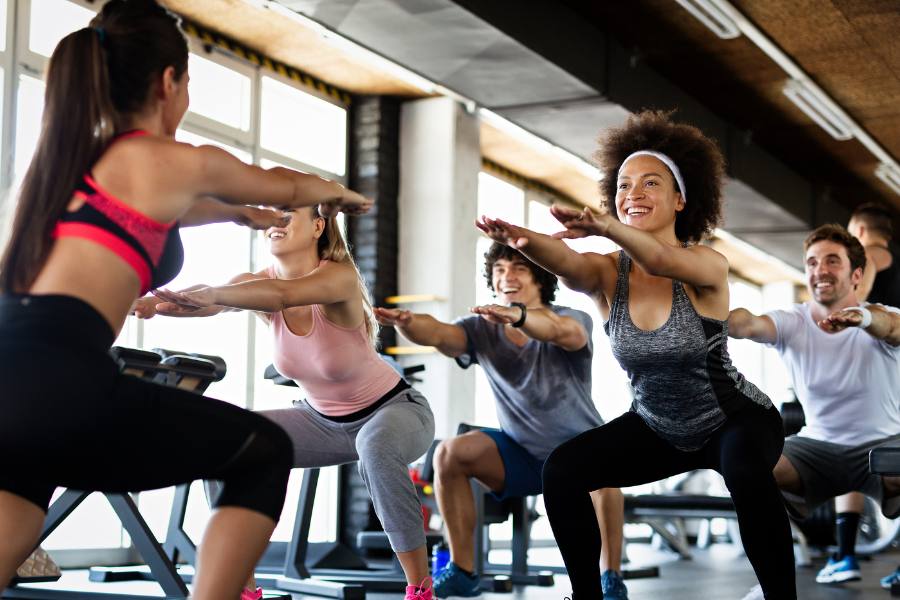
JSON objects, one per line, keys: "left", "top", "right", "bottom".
{"left": 431, "top": 541, "right": 450, "bottom": 578}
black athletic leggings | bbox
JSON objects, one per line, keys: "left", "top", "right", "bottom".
{"left": 0, "top": 294, "right": 292, "bottom": 521}
{"left": 543, "top": 406, "right": 796, "bottom": 600}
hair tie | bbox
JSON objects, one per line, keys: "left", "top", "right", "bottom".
{"left": 92, "top": 26, "right": 106, "bottom": 44}
{"left": 618, "top": 150, "right": 687, "bottom": 204}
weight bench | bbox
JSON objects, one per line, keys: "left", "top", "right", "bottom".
{"left": 624, "top": 494, "right": 738, "bottom": 560}
{"left": 870, "top": 441, "right": 900, "bottom": 596}
{"left": 6, "top": 347, "right": 230, "bottom": 600}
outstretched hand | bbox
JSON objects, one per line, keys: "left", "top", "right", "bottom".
{"left": 235, "top": 206, "right": 292, "bottom": 230}
{"left": 818, "top": 308, "right": 865, "bottom": 334}
{"left": 550, "top": 204, "right": 612, "bottom": 240}
{"left": 152, "top": 287, "right": 217, "bottom": 309}
{"left": 474, "top": 216, "right": 530, "bottom": 248}
{"left": 470, "top": 303, "right": 523, "bottom": 326}
{"left": 320, "top": 187, "right": 373, "bottom": 219}
{"left": 373, "top": 307, "right": 413, "bottom": 327}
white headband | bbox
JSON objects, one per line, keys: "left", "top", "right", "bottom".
{"left": 618, "top": 150, "right": 687, "bottom": 204}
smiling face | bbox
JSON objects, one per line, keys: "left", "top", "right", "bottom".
{"left": 491, "top": 257, "right": 542, "bottom": 307}
{"left": 265, "top": 206, "right": 324, "bottom": 258}
{"left": 615, "top": 154, "right": 684, "bottom": 234}
{"left": 804, "top": 239, "right": 862, "bottom": 307}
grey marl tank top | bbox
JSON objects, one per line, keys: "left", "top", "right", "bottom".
{"left": 604, "top": 252, "right": 772, "bottom": 451}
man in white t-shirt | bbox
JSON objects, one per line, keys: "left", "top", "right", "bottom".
{"left": 729, "top": 224, "right": 900, "bottom": 587}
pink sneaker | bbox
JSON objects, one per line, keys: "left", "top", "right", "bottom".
{"left": 405, "top": 578, "right": 434, "bottom": 600}
{"left": 241, "top": 587, "right": 263, "bottom": 600}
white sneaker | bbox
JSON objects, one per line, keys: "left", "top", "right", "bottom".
{"left": 740, "top": 584, "right": 764, "bottom": 600}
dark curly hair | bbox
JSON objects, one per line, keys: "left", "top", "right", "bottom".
{"left": 595, "top": 110, "right": 725, "bottom": 244}
{"left": 804, "top": 224, "right": 867, "bottom": 274}
{"left": 483, "top": 242, "right": 558, "bottom": 305}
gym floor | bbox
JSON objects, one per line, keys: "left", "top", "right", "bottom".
{"left": 6, "top": 546, "right": 900, "bottom": 600}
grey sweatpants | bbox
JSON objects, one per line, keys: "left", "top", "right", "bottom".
{"left": 263, "top": 386, "right": 435, "bottom": 553}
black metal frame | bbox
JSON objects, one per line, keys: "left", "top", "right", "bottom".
{"left": 6, "top": 489, "right": 189, "bottom": 600}
{"left": 471, "top": 480, "right": 550, "bottom": 589}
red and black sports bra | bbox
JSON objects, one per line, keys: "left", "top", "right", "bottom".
{"left": 52, "top": 131, "right": 184, "bottom": 295}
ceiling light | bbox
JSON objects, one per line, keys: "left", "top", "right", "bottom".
{"left": 674, "top": 0, "right": 740, "bottom": 39}
{"left": 782, "top": 79, "right": 853, "bottom": 141}
{"left": 875, "top": 163, "right": 900, "bottom": 196}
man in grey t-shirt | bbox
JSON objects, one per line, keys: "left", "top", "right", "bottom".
{"left": 375, "top": 243, "right": 627, "bottom": 600}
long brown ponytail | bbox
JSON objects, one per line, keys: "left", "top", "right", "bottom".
{"left": 0, "top": 0, "right": 187, "bottom": 293}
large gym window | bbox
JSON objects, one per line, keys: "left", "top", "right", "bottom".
{"left": 260, "top": 74, "right": 347, "bottom": 177}
{"left": 13, "top": 73, "right": 43, "bottom": 183}
{"left": 188, "top": 52, "right": 253, "bottom": 132}
{"left": 26, "top": 0, "right": 93, "bottom": 58}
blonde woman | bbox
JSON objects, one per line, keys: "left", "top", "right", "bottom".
{"left": 138, "top": 205, "right": 436, "bottom": 600}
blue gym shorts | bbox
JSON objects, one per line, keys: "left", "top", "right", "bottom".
{"left": 481, "top": 428, "right": 545, "bottom": 501}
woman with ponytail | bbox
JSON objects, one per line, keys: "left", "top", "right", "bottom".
{"left": 0, "top": 1, "right": 371, "bottom": 598}
{"left": 137, "top": 204, "right": 437, "bottom": 600}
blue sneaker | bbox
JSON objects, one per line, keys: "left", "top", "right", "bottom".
{"left": 815, "top": 555, "right": 861, "bottom": 584}
{"left": 433, "top": 562, "right": 481, "bottom": 598}
{"left": 881, "top": 567, "right": 900, "bottom": 589}
{"left": 601, "top": 570, "right": 629, "bottom": 600}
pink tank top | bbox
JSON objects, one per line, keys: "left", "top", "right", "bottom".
{"left": 267, "top": 266, "right": 400, "bottom": 416}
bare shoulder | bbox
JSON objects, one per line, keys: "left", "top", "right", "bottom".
{"left": 688, "top": 244, "right": 728, "bottom": 263}
{"left": 107, "top": 136, "right": 230, "bottom": 187}
{"left": 591, "top": 250, "right": 619, "bottom": 268}
{"left": 290, "top": 260, "right": 359, "bottom": 299}
{"left": 311, "top": 259, "right": 357, "bottom": 279}
{"left": 587, "top": 250, "right": 620, "bottom": 277}
{"left": 92, "top": 136, "right": 205, "bottom": 219}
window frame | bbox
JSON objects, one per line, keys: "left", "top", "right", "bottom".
{"left": 183, "top": 38, "right": 257, "bottom": 149}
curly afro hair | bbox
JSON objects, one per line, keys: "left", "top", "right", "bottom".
{"left": 483, "top": 242, "right": 558, "bottom": 305}
{"left": 595, "top": 110, "right": 726, "bottom": 244}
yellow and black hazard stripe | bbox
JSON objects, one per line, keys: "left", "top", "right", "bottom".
{"left": 181, "top": 20, "right": 352, "bottom": 105}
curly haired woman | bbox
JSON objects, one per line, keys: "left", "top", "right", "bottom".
{"left": 476, "top": 110, "right": 795, "bottom": 599}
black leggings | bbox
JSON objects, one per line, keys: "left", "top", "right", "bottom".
{"left": 0, "top": 294, "right": 292, "bottom": 521}
{"left": 542, "top": 407, "right": 795, "bottom": 599}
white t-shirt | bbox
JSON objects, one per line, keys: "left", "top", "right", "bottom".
{"left": 766, "top": 302, "right": 900, "bottom": 446}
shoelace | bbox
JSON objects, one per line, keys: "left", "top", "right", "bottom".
{"left": 408, "top": 577, "right": 433, "bottom": 600}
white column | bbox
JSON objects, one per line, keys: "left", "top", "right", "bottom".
{"left": 398, "top": 97, "right": 481, "bottom": 439}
